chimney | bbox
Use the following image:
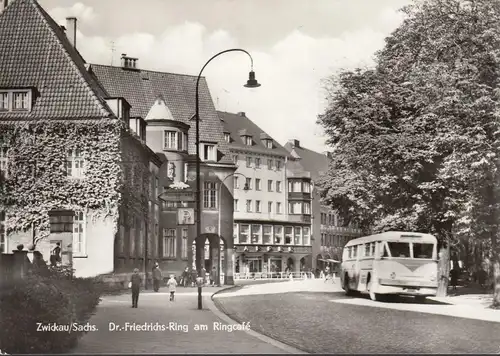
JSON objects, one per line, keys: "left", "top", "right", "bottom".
{"left": 288, "top": 139, "right": 300, "bottom": 148}
{"left": 237, "top": 112, "right": 245, "bottom": 117}
{"left": 121, "top": 54, "right": 139, "bottom": 69}
{"left": 60, "top": 25, "right": 66, "bottom": 33}
{"left": 2, "top": 0, "right": 8, "bottom": 12}
{"left": 66, "top": 17, "right": 77, "bottom": 49}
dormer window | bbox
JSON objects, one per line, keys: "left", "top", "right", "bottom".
{"left": 202, "top": 143, "right": 217, "bottom": 161}
{"left": 245, "top": 136, "right": 252, "bottom": 146}
{"left": 224, "top": 133, "right": 231, "bottom": 143}
{"left": 0, "top": 89, "right": 32, "bottom": 112}
{"left": 265, "top": 139, "right": 273, "bottom": 149}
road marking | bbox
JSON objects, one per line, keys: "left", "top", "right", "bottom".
{"left": 330, "top": 298, "right": 500, "bottom": 323}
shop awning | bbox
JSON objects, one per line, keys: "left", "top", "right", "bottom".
{"left": 319, "top": 258, "right": 341, "bottom": 263}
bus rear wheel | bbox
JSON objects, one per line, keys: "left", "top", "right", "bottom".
{"left": 415, "top": 296, "right": 426, "bottom": 303}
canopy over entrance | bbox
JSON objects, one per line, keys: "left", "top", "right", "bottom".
{"left": 319, "top": 258, "right": 341, "bottom": 263}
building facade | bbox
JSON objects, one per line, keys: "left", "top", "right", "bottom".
{"left": 0, "top": 0, "right": 160, "bottom": 278}
{"left": 91, "top": 58, "right": 237, "bottom": 283}
{"left": 283, "top": 139, "right": 363, "bottom": 271}
{"left": 219, "top": 111, "right": 312, "bottom": 276}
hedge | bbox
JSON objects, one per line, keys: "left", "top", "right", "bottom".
{"left": 0, "top": 265, "right": 103, "bottom": 354}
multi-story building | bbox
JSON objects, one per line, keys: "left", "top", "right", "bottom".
{"left": 0, "top": 0, "right": 161, "bottom": 277}
{"left": 219, "top": 111, "right": 312, "bottom": 276}
{"left": 91, "top": 58, "right": 237, "bottom": 283}
{"left": 283, "top": 139, "right": 362, "bottom": 271}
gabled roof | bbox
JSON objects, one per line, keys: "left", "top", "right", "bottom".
{"left": 0, "top": 0, "right": 113, "bottom": 121}
{"left": 218, "top": 111, "right": 291, "bottom": 158}
{"left": 283, "top": 141, "right": 329, "bottom": 181}
{"left": 145, "top": 95, "right": 176, "bottom": 122}
{"left": 90, "top": 64, "right": 233, "bottom": 164}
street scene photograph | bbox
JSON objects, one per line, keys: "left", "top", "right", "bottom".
{"left": 0, "top": 0, "right": 499, "bottom": 354}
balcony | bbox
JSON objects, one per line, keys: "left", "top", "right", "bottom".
{"left": 287, "top": 214, "right": 311, "bottom": 224}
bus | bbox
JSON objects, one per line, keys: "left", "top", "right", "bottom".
{"left": 340, "top": 231, "right": 438, "bottom": 302}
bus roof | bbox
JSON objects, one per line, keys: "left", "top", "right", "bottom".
{"left": 344, "top": 231, "right": 437, "bottom": 247}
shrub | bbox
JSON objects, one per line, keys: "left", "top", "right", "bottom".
{"left": 0, "top": 266, "right": 103, "bottom": 354}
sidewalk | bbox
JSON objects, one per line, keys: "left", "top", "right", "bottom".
{"left": 71, "top": 287, "right": 297, "bottom": 354}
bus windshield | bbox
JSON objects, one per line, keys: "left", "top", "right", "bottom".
{"left": 412, "top": 243, "right": 434, "bottom": 259}
{"left": 387, "top": 242, "right": 410, "bottom": 258}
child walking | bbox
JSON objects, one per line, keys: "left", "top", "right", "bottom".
{"left": 167, "top": 274, "right": 178, "bottom": 301}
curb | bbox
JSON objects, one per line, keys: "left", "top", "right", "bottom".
{"left": 208, "top": 288, "right": 308, "bottom": 354}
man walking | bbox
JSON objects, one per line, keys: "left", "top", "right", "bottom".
{"left": 130, "top": 268, "right": 141, "bottom": 308}
{"left": 152, "top": 262, "right": 162, "bottom": 292}
{"left": 210, "top": 266, "right": 217, "bottom": 286}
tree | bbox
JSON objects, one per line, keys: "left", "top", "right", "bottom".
{"left": 317, "top": 0, "right": 500, "bottom": 302}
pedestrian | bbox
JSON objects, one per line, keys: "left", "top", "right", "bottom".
{"left": 50, "top": 242, "right": 61, "bottom": 267}
{"left": 324, "top": 266, "right": 331, "bottom": 283}
{"left": 450, "top": 267, "right": 459, "bottom": 291}
{"left": 201, "top": 266, "right": 207, "bottom": 285}
{"left": 167, "top": 274, "right": 177, "bottom": 301}
{"left": 210, "top": 266, "right": 217, "bottom": 286}
{"left": 190, "top": 268, "right": 197, "bottom": 287}
{"left": 130, "top": 268, "right": 141, "bottom": 308}
{"left": 152, "top": 262, "right": 162, "bottom": 292}
{"left": 181, "top": 267, "right": 189, "bottom": 287}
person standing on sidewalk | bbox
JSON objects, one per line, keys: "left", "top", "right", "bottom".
{"left": 210, "top": 266, "right": 217, "bottom": 286}
{"left": 167, "top": 274, "right": 178, "bottom": 301}
{"left": 130, "top": 268, "right": 142, "bottom": 308}
{"left": 181, "top": 267, "right": 189, "bottom": 287}
{"left": 152, "top": 262, "right": 162, "bottom": 292}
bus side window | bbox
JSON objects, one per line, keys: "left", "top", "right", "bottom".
{"left": 370, "top": 242, "right": 376, "bottom": 256}
{"left": 352, "top": 245, "right": 358, "bottom": 258}
{"left": 382, "top": 243, "right": 389, "bottom": 258}
{"left": 364, "top": 243, "right": 370, "bottom": 257}
{"left": 347, "top": 247, "right": 352, "bottom": 259}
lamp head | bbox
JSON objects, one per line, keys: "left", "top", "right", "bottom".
{"left": 244, "top": 71, "right": 261, "bottom": 88}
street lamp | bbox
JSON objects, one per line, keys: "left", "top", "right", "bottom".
{"left": 195, "top": 49, "right": 261, "bottom": 310}
{"left": 217, "top": 173, "right": 249, "bottom": 287}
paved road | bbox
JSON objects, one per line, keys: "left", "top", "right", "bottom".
{"left": 71, "top": 290, "right": 287, "bottom": 354}
{"left": 214, "top": 291, "right": 500, "bottom": 354}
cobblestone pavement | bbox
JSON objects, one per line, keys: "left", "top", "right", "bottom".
{"left": 71, "top": 288, "right": 288, "bottom": 354}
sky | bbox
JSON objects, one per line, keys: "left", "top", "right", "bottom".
{"left": 40, "top": 0, "right": 411, "bottom": 153}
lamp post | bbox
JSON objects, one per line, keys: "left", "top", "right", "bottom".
{"left": 217, "top": 172, "right": 249, "bottom": 287}
{"left": 195, "top": 49, "right": 261, "bottom": 310}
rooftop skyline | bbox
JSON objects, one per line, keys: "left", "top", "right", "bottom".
{"left": 39, "top": 0, "right": 411, "bottom": 153}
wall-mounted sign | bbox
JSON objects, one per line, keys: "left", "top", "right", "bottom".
{"left": 177, "top": 208, "right": 195, "bottom": 225}
{"left": 160, "top": 189, "right": 195, "bottom": 202}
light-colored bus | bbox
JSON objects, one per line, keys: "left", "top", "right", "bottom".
{"left": 340, "top": 231, "right": 438, "bottom": 302}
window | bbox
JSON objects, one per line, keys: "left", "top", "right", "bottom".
{"left": 203, "top": 182, "right": 217, "bottom": 209}
{"left": 289, "top": 202, "right": 302, "bottom": 214}
{"left": 276, "top": 181, "right": 282, "bottom": 192}
{"left": 154, "top": 177, "right": 159, "bottom": 198}
{"left": 0, "top": 92, "right": 8, "bottom": 110}
{"left": 202, "top": 144, "right": 216, "bottom": 161}
{"left": 164, "top": 131, "right": 177, "bottom": 149}
{"left": 285, "top": 227, "right": 293, "bottom": 244}
{"left": 240, "top": 224, "right": 249, "bottom": 243}
{"left": 267, "top": 180, "right": 273, "bottom": 192}
{"left": 49, "top": 211, "right": 73, "bottom": 233}
{"left": 265, "top": 139, "right": 273, "bottom": 149}
{"left": 246, "top": 156, "right": 252, "bottom": 167}
{"left": 245, "top": 136, "right": 252, "bottom": 146}
{"left": 181, "top": 228, "right": 188, "bottom": 259}
{"left": 0, "top": 211, "right": 5, "bottom": 253}
{"left": 130, "top": 217, "right": 136, "bottom": 256}
{"left": 274, "top": 226, "right": 283, "bottom": 244}
{"left": 13, "top": 91, "right": 29, "bottom": 110}
{"left": 163, "top": 228, "right": 176, "bottom": 258}
{"left": 412, "top": 243, "right": 434, "bottom": 259}
{"left": 246, "top": 200, "right": 252, "bottom": 212}
{"left": 138, "top": 218, "right": 144, "bottom": 257}
{"left": 303, "top": 202, "right": 311, "bottom": 214}
{"left": 387, "top": 242, "right": 410, "bottom": 258}
{"left": 268, "top": 201, "right": 272, "bottom": 213}
{"left": 294, "top": 227, "right": 301, "bottom": 245}
{"left": 276, "top": 202, "right": 282, "bottom": 214}
{"left": 255, "top": 157, "right": 261, "bottom": 168}
{"left": 321, "top": 233, "right": 325, "bottom": 246}
{"left": 255, "top": 200, "right": 261, "bottom": 213}
{"left": 276, "top": 160, "right": 282, "bottom": 171}
{"left": 224, "top": 133, "right": 231, "bottom": 143}
{"left": 234, "top": 176, "right": 239, "bottom": 189}
{"left": 267, "top": 159, "right": 274, "bottom": 170}
{"left": 66, "top": 149, "right": 85, "bottom": 178}
{"left": 303, "top": 182, "right": 311, "bottom": 193}
{"left": 292, "top": 181, "right": 302, "bottom": 192}
{"left": 233, "top": 223, "right": 238, "bottom": 243}
{"left": 251, "top": 224, "right": 261, "bottom": 243}
{"left": 234, "top": 199, "right": 239, "bottom": 211}
{"left": 73, "top": 211, "right": 86, "bottom": 256}
{"left": 233, "top": 154, "right": 239, "bottom": 165}
{"left": 119, "top": 213, "right": 125, "bottom": 255}
{"left": 263, "top": 225, "right": 272, "bottom": 244}
{"left": 303, "top": 227, "right": 310, "bottom": 245}
{"left": 0, "top": 146, "right": 8, "bottom": 178}
{"left": 255, "top": 179, "right": 261, "bottom": 191}
{"left": 245, "top": 178, "right": 252, "bottom": 190}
